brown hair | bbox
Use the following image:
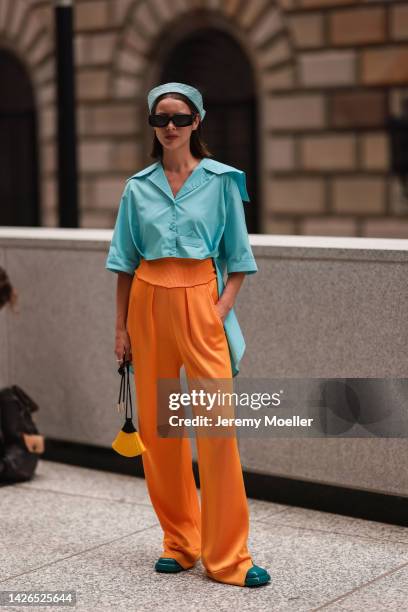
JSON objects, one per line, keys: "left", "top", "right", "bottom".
{"left": 149, "top": 92, "right": 213, "bottom": 160}
{"left": 0, "top": 267, "right": 18, "bottom": 313}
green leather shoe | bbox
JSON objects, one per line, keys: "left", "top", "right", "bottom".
{"left": 244, "top": 564, "right": 271, "bottom": 587}
{"left": 155, "top": 557, "right": 186, "bottom": 573}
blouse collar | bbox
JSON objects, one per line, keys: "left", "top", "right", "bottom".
{"left": 126, "top": 157, "right": 249, "bottom": 202}
{"left": 141, "top": 157, "right": 213, "bottom": 202}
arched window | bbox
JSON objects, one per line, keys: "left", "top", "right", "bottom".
{"left": 0, "top": 49, "right": 40, "bottom": 226}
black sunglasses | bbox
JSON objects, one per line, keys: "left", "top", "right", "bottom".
{"left": 148, "top": 112, "right": 197, "bottom": 128}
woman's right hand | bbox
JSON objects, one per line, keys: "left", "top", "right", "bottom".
{"left": 115, "top": 327, "right": 132, "bottom": 364}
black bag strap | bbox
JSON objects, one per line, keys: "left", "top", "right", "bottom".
{"left": 125, "top": 360, "right": 133, "bottom": 420}
{"left": 117, "top": 364, "right": 125, "bottom": 407}
{"left": 117, "top": 352, "right": 133, "bottom": 421}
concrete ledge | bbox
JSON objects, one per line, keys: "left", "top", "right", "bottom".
{"left": 0, "top": 228, "right": 407, "bottom": 499}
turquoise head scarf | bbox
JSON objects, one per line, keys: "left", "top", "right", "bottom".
{"left": 147, "top": 82, "right": 206, "bottom": 121}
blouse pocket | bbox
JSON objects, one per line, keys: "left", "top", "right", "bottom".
{"left": 177, "top": 234, "right": 202, "bottom": 246}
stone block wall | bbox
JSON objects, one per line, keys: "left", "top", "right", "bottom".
{"left": 1, "top": 0, "right": 408, "bottom": 237}
{"left": 264, "top": 0, "right": 408, "bottom": 237}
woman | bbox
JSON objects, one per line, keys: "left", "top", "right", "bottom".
{"left": 106, "top": 82, "right": 270, "bottom": 588}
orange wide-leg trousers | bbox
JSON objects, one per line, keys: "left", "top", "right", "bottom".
{"left": 126, "top": 257, "right": 253, "bottom": 586}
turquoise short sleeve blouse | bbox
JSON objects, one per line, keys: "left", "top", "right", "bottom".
{"left": 106, "top": 157, "right": 258, "bottom": 376}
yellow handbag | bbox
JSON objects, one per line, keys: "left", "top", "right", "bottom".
{"left": 111, "top": 358, "right": 146, "bottom": 457}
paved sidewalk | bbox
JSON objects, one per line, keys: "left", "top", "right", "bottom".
{"left": 0, "top": 460, "right": 407, "bottom": 611}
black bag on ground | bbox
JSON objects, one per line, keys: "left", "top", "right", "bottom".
{"left": 0, "top": 385, "right": 44, "bottom": 483}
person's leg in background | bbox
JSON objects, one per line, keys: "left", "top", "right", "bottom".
{"left": 126, "top": 276, "right": 201, "bottom": 569}
{"left": 171, "top": 277, "right": 254, "bottom": 586}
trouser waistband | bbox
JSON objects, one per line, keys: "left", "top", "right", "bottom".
{"left": 135, "top": 257, "right": 217, "bottom": 287}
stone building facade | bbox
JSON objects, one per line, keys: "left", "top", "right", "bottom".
{"left": 1, "top": 0, "right": 408, "bottom": 237}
